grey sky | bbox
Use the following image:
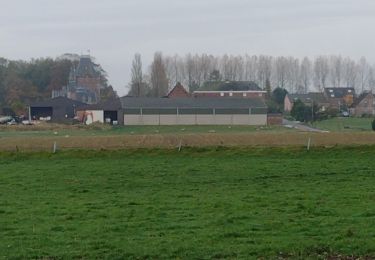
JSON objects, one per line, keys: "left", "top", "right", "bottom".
{"left": 1, "top": 0, "right": 375, "bottom": 95}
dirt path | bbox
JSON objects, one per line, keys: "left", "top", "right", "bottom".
{"left": 283, "top": 119, "right": 329, "bottom": 133}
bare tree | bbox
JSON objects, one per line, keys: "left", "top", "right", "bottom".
{"left": 357, "top": 57, "right": 370, "bottom": 92}
{"left": 257, "top": 55, "right": 272, "bottom": 89}
{"left": 287, "top": 57, "right": 300, "bottom": 93}
{"left": 342, "top": 57, "right": 357, "bottom": 89}
{"left": 314, "top": 56, "right": 329, "bottom": 91}
{"left": 329, "top": 55, "right": 343, "bottom": 88}
{"left": 150, "top": 52, "right": 169, "bottom": 97}
{"left": 129, "top": 53, "right": 146, "bottom": 96}
{"left": 134, "top": 53, "right": 374, "bottom": 95}
{"left": 300, "top": 57, "right": 312, "bottom": 93}
{"left": 274, "top": 56, "right": 288, "bottom": 89}
{"left": 244, "top": 55, "right": 258, "bottom": 82}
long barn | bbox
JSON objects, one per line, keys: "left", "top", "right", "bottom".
{"left": 121, "top": 97, "right": 267, "bottom": 126}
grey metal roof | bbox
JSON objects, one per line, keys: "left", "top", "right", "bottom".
{"left": 120, "top": 97, "right": 267, "bottom": 109}
{"left": 30, "top": 97, "right": 86, "bottom": 108}
{"left": 78, "top": 98, "right": 122, "bottom": 111}
{"left": 76, "top": 56, "right": 100, "bottom": 78}
{"left": 324, "top": 87, "right": 355, "bottom": 98}
{"left": 288, "top": 93, "right": 328, "bottom": 104}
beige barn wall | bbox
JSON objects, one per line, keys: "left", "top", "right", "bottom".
{"left": 213, "top": 115, "right": 232, "bottom": 125}
{"left": 196, "top": 115, "right": 215, "bottom": 125}
{"left": 124, "top": 113, "right": 267, "bottom": 126}
{"left": 177, "top": 115, "right": 196, "bottom": 125}
{"left": 232, "top": 115, "right": 250, "bottom": 125}
{"left": 160, "top": 115, "right": 178, "bottom": 125}
{"left": 249, "top": 115, "right": 267, "bottom": 125}
{"left": 141, "top": 115, "right": 159, "bottom": 125}
{"left": 124, "top": 115, "right": 142, "bottom": 125}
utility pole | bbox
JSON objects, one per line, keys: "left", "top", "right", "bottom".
{"left": 311, "top": 100, "right": 314, "bottom": 125}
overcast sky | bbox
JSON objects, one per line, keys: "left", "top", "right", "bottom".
{"left": 1, "top": 0, "right": 375, "bottom": 95}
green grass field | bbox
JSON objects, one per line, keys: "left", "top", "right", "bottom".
{"left": 2, "top": 147, "right": 375, "bottom": 259}
{"left": 312, "top": 117, "right": 373, "bottom": 132}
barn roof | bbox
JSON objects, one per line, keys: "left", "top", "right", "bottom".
{"left": 77, "top": 98, "right": 122, "bottom": 111}
{"left": 30, "top": 97, "right": 86, "bottom": 108}
{"left": 120, "top": 97, "right": 267, "bottom": 109}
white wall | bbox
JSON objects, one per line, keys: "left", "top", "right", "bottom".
{"left": 124, "top": 113, "right": 267, "bottom": 126}
{"left": 85, "top": 110, "right": 104, "bottom": 125}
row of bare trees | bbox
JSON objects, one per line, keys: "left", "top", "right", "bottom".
{"left": 128, "top": 53, "right": 375, "bottom": 97}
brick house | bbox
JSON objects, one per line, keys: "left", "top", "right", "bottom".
{"left": 351, "top": 91, "right": 375, "bottom": 116}
{"left": 193, "top": 81, "right": 267, "bottom": 99}
{"left": 52, "top": 55, "right": 103, "bottom": 104}
{"left": 193, "top": 90, "right": 266, "bottom": 99}
{"left": 167, "top": 82, "right": 190, "bottom": 98}
{"left": 284, "top": 93, "right": 329, "bottom": 112}
{"left": 324, "top": 88, "right": 355, "bottom": 110}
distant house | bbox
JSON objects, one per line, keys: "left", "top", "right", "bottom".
{"left": 324, "top": 88, "right": 355, "bottom": 110}
{"left": 193, "top": 81, "right": 267, "bottom": 99}
{"left": 29, "top": 97, "right": 85, "bottom": 122}
{"left": 284, "top": 93, "right": 329, "bottom": 112}
{"left": 167, "top": 82, "right": 190, "bottom": 98}
{"left": 351, "top": 91, "right": 375, "bottom": 116}
{"left": 52, "top": 55, "right": 104, "bottom": 104}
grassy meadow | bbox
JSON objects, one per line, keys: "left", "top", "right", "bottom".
{"left": 311, "top": 117, "right": 373, "bottom": 132}
{"left": 1, "top": 147, "right": 375, "bottom": 259}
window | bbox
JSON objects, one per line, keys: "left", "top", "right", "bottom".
{"left": 229, "top": 92, "right": 233, "bottom": 97}
{"left": 258, "top": 93, "right": 262, "bottom": 97}
{"left": 329, "top": 89, "right": 333, "bottom": 93}
{"left": 331, "top": 94, "right": 335, "bottom": 98}
{"left": 243, "top": 93, "right": 247, "bottom": 97}
{"left": 348, "top": 90, "right": 352, "bottom": 93}
{"left": 220, "top": 92, "right": 224, "bottom": 97}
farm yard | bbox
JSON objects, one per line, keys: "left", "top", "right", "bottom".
{"left": 1, "top": 147, "right": 375, "bottom": 259}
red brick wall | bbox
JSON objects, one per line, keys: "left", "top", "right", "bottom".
{"left": 77, "top": 77, "right": 101, "bottom": 98}
{"left": 168, "top": 85, "right": 190, "bottom": 98}
{"left": 267, "top": 114, "right": 283, "bottom": 125}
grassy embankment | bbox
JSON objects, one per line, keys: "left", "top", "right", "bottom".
{"left": 1, "top": 147, "right": 375, "bottom": 258}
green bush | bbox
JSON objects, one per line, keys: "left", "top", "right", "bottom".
{"left": 372, "top": 119, "right": 375, "bottom": 131}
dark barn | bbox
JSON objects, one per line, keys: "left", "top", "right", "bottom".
{"left": 77, "top": 98, "right": 123, "bottom": 125}
{"left": 29, "top": 97, "right": 86, "bottom": 122}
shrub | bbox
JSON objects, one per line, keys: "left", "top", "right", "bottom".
{"left": 372, "top": 119, "right": 375, "bottom": 131}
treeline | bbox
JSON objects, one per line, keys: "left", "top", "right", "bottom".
{"left": 128, "top": 53, "right": 375, "bottom": 96}
{"left": 0, "top": 56, "right": 115, "bottom": 115}
{"left": 0, "top": 57, "right": 73, "bottom": 113}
